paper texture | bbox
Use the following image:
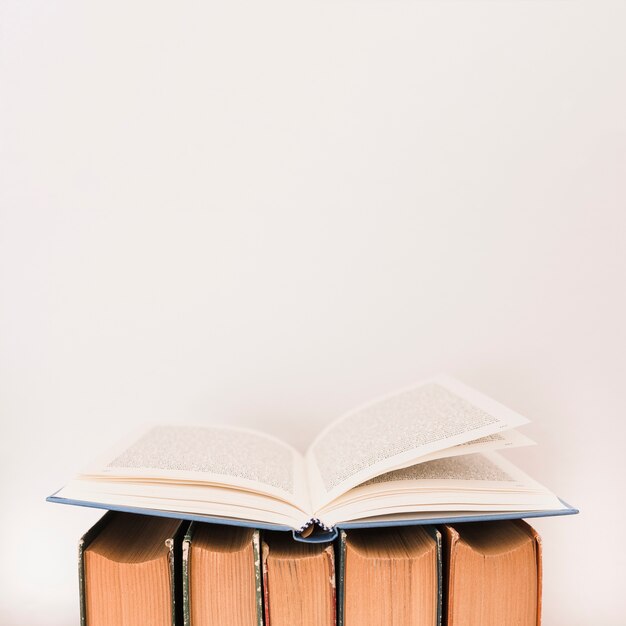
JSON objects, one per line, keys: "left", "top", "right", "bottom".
{"left": 363, "top": 453, "right": 516, "bottom": 485}
{"left": 88, "top": 424, "right": 309, "bottom": 506}
{"left": 317, "top": 452, "right": 566, "bottom": 527}
{"left": 307, "top": 377, "right": 529, "bottom": 508}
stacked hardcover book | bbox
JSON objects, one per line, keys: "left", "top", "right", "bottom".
{"left": 78, "top": 512, "right": 543, "bottom": 626}
{"left": 50, "top": 376, "right": 577, "bottom": 626}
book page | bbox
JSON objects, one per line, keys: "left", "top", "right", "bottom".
{"left": 359, "top": 452, "right": 521, "bottom": 485}
{"left": 54, "top": 477, "right": 312, "bottom": 530}
{"left": 306, "top": 376, "right": 530, "bottom": 509}
{"left": 316, "top": 452, "right": 567, "bottom": 526}
{"left": 83, "top": 425, "right": 310, "bottom": 510}
{"left": 385, "top": 429, "right": 534, "bottom": 471}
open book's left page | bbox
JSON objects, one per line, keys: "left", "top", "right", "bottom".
{"left": 55, "top": 425, "right": 312, "bottom": 529}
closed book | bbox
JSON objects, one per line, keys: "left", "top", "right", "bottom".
{"left": 442, "top": 520, "right": 542, "bottom": 626}
{"left": 79, "top": 512, "right": 185, "bottom": 626}
{"left": 182, "top": 523, "right": 263, "bottom": 626}
{"left": 337, "top": 526, "right": 442, "bottom": 626}
{"left": 262, "top": 532, "right": 336, "bottom": 626}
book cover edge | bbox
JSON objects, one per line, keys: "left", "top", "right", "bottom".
{"left": 181, "top": 522, "right": 195, "bottom": 626}
{"left": 252, "top": 529, "right": 264, "bottom": 626}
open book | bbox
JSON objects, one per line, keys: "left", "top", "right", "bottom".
{"left": 48, "top": 376, "right": 576, "bottom": 539}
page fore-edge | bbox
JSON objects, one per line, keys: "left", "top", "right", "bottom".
{"left": 77, "top": 513, "right": 187, "bottom": 626}
{"left": 336, "top": 526, "right": 443, "bottom": 626}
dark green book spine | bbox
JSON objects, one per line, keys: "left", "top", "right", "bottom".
{"left": 170, "top": 521, "right": 189, "bottom": 626}
{"left": 182, "top": 524, "right": 193, "bottom": 626}
{"left": 336, "top": 531, "right": 348, "bottom": 626}
{"left": 252, "top": 529, "right": 264, "bottom": 626}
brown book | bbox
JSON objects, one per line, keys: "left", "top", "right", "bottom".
{"left": 182, "top": 523, "right": 263, "bottom": 626}
{"left": 262, "top": 532, "right": 336, "bottom": 626}
{"left": 82, "top": 512, "right": 184, "bottom": 626}
{"left": 339, "top": 526, "right": 441, "bottom": 626}
{"left": 442, "top": 520, "right": 542, "bottom": 626}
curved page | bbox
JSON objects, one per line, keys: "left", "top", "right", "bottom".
{"left": 316, "top": 452, "right": 566, "bottom": 527}
{"left": 79, "top": 424, "right": 310, "bottom": 511}
{"left": 306, "top": 376, "right": 530, "bottom": 510}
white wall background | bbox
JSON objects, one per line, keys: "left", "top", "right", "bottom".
{"left": 1, "top": 1, "right": 625, "bottom": 624}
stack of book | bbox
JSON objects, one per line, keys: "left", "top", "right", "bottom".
{"left": 79, "top": 512, "right": 543, "bottom": 626}
{"left": 50, "top": 376, "right": 576, "bottom": 626}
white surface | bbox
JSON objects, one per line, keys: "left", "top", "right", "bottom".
{"left": 1, "top": 1, "right": 625, "bottom": 624}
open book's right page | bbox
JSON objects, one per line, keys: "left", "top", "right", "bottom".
{"left": 305, "top": 376, "right": 530, "bottom": 511}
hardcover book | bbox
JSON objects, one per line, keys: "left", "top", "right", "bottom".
{"left": 78, "top": 512, "right": 186, "bottom": 626}
{"left": 50, "top": 376, "right": 577, "bottom": 541}
{"left": 442, "top": 520, "right": 543, "bottom": 626}
{"left": 337, "top": 525, "right": 442, "bottom": 626}
{"left": 182, "top": 523, "right": 263, "bottom": 626}
{"left": 261, "top": 531, "right": 336, "bottom": 626}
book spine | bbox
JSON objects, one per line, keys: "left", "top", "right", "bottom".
{"left": 425, "top": 525, "right": 443, "bottom": 626}
{"left": 252, "top": 530, "right": 264, "bottom": 626}
{"left": 181, "top": 523, "right": 195, "bottom": 626}
{"left": 535, "top": 530, "right": 543, "bottom": 626}
{"left": 261, "top": 540, "right": 271, "bottom": 626}
{"left": 336, "top": 530, "right": 347, "bottom": 626}
{"left": 170, "top": 520, "right": 189, "bottom": 626}
{"left": 166, "top": 537, "right": 176, "bottom": 626}
{"left": 78, "top": 536, "right": 87, "bottom": 626}
{"left": 440, "top": 524, "right": 460, "bottom": 626}
{"left": 292, "top": 526, "right": 339, "bottom": 543}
